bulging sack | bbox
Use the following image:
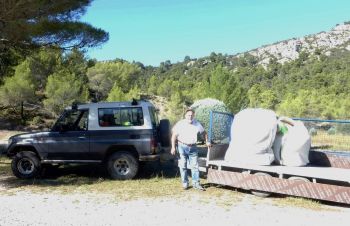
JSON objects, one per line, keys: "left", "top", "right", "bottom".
{"left": 225, "top": 108, "right": 277, "bottom": 165}
{"left": 280, "top": 120, "right": 310, "bottom": 166}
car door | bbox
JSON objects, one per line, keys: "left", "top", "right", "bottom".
{"left": 47, "top": 109, "right": 90, "bottom": 160}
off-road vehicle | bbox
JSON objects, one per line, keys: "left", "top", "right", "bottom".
{"left": 5, "top": 100, "right": 170, "bottom": 180}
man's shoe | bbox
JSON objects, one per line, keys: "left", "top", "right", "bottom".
{"left": 182, "top": 183, "right": 189, "bottom": 190}
{"left": 193, "top": 184, "right": 205, "bottom": 191}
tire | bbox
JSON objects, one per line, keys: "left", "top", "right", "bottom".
{"left": 288, "top": 176, "right": 309, "bottom": 182}
{"left": 107, "top": 151, "right": 139, "bottom": 180}
{"left": 159, "top": 119, "right": 171, "bottom": 147}
{"left": 251, "top": 172, "right": 272, "bottom": 198}
{"left": 11, "top": 151, "right": 41, "bottom": 179}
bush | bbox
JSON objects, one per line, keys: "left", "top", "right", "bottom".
{"left": 30, "top": 116, "right": 44, "bottom": 126}
{"left": 309, "top": 127, "right": 318, "bottom": 136}
{"left": 190, "top": 98, "right": 231, "bottom": 142}
{"left": 327, "top": 127, "right": 336, "bottom": 135}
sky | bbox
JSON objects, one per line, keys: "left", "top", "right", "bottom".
{"left": 82, "top": 0, "right": 350, "bottom": 66}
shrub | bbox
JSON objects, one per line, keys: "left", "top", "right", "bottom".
{"left": 327, "top": 127, "right": 336, "bottom": 135}
{"left": 190, "top": 98, "right": 231, "bottom": 142}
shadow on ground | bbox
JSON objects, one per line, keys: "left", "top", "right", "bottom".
{"left": 0, "top": 159, "right": 179, "bottom": 189}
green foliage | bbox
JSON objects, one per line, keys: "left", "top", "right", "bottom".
{"left": 44, "top": 70, "right": 88, "bottom": 115}
{"left": 126, "top": 86, "right": 141, "bottom": 100}
{"left": 0, "top": 0, "right": 108, "bottom": 81}
{"left": 107, "top": 85, "right": 127, "bottom": 102}
{"left": 12, "top": 48, "right": 63, "bottom": 91}
{"left": 168, "top": 91, "right": 184, "bottom": 124}
{"left": 0, "top": 73, "right": 36, "bottom": 107}
{"left": 4, "top": 29, "right": 350, "bottom": 127}
{"left": 87, "top": 61, "right": 141, "bottom": 101}
{"left": 0, "top": 0, "right": 108, "bottom": 50}
{"left": 248, "top": 84, "right": 278, "bottom": 109}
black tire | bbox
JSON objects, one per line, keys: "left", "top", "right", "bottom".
{"left": 107, "top": 151, "right": 139, "bottom": 180}
{"left": 11, "top": 151, "right": 41, "bottom": 179}
{"left": 159, "top": 119, "right": 171, "bottom": 147}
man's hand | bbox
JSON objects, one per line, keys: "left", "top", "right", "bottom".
{"left": 206, "top": 141, "right": 212, "bottom": 148}
{"left": 170, "top": 146, "right": 176, "bottom": 155}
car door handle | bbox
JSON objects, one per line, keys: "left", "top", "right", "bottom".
{"left": 78, "top": 136, "right": 87, "bottom": 140}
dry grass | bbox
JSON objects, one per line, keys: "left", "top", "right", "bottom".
{"left": 0, "top": 130, "right": 23, "bottom": 141}
{"left": 312, "top": 131, "right": 350, "bottom": 151}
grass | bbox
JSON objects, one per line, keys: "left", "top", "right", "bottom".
{"left": 0, "top": 157, "right": 242, "bottom": 203}
{"left": 312, "top": 131, "right": 350, "bottom": 151}
{"left": 271, "top": 196, "right": 337, "bottom": 211}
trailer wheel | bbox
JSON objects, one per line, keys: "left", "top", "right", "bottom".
{"left": 251, "top": 172, "right": 272, "bottom": 198}
{"left": 288, "top": 176, "right": 309, "bottom": 182}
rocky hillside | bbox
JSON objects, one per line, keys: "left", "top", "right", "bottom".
{"left": 241, "top": 22, "right": 350, "bottom": 66}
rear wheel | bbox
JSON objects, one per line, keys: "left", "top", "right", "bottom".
{"left": 11, "top": 151, "right": 41, "bottom": 179}
{"left": 107, "top": 151, "right": 139, "bottom": 180}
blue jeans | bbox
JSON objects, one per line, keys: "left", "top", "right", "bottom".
{"left": 177, "top": 143, "right": 200, "bottom": 187}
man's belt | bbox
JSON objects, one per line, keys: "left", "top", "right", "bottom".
{"left": 177, "top": 140, "right": 196, "bottom": 147}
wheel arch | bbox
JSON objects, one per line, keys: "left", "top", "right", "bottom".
{"left": 8, "top": 145, "right": 40, "bottom": 159}
{"left": 104, "top": 145, "right": 139, "bottom": 162}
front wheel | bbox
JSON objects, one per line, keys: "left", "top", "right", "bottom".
{"left": 11, "top": 151, "right": 41, "bottom": 179}
{"left": 107, "top": 151, "right": 139, "bottom": 180}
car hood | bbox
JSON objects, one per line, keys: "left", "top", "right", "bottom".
{"left": 10, "top": 131, "right": 51, "bottom": 140}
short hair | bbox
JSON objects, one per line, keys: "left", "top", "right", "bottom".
{"left": 184, "top": 108, "right": 195, "bottom": 115}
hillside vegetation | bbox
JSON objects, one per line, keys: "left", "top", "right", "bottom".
{"left": 1, "top": 23, "right": 350, "bottom": 127}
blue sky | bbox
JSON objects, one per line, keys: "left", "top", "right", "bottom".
{"left": 82, "top": 0, "right": 350, "bottom": 66}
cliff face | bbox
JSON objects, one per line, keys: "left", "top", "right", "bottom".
{"left": 242, "top": 23, "right": 350, "bottom": 66}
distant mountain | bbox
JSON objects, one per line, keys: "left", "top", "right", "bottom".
{"left": 237, "top": 22, "right": 350, "bottom": 66}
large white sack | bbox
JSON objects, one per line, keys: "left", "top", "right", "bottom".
{"left": 280, "top": 121, "right": 311, "bottom": 166}
{"left": 225, "top": 108, "right": 277, "bottom": 165}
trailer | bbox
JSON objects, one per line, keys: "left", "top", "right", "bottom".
{"left": 199, "top": 111, "right": 350, "bottom": 205}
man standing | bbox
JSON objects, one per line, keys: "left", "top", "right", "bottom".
{"left": 171, "top": 108, "right": 211, "bottom": 190}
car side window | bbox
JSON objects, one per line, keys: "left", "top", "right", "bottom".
{"left": 77, "top": 111, "right": 89, "bottom": 131}
{"left": 98, "top": 107, "right": 144, "bottom": 127}
{"left": 53, "top": 109, "right": 89, "bottom": 131}
{"left": 148, "top": 106, "right": 159, "bottom": 128}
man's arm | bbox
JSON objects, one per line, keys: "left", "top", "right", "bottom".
{"left": 170, "top": 132, "right": 178, "bottom": 155}
{"left": 202, "top": 131, "right": 212, "bottom": 147}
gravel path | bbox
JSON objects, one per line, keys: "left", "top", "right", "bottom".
{"left": 0, "top": 190, "right": 349, "bottom": 226}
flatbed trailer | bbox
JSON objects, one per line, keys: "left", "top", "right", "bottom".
{"left": 201, "top": 144, "right": 350, "bottom": 204}
{"left": 199, "top": 112, "right": 350, "bottom": 205}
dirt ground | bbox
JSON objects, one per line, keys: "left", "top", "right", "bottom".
{"left": 1, "top": 183, "right": 350, "bottom": 226}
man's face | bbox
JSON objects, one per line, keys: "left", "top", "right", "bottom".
{"left": 185, "top": 111, "right": 194, "bottom": 123}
